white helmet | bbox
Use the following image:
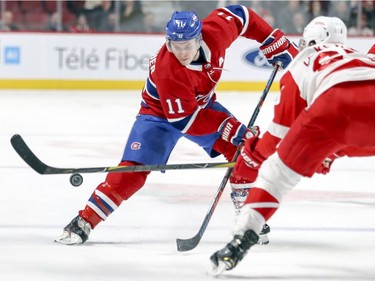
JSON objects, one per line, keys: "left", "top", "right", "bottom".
{"left": 299, "top": 16, "right": 347, "bottom": 50}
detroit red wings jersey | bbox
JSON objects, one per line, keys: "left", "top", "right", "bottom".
{"left": 267, "top": 44, "right": 375, "bottom": 141}
{"left": 138, "top": 5, "right": 273, "bottom": 137}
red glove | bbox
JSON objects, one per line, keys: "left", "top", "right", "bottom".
{"left": 230, "top": 136, "right": 265, "bottom": 186}
{"left": 260, "top": 29, "right": 299, "bottom": 69}
{"left": 219, "top": 117, "right": 258, "bottom": 147}
{"left": 316, "top": 152, "right": 344, "bottom": 175}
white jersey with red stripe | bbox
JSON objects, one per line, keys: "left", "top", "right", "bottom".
{"left": 267, "top": 43, "right": 375, "bottom": 141}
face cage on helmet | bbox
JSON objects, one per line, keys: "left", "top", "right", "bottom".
{"left": 298, "top": 39, "right": 318, "bottom": 51}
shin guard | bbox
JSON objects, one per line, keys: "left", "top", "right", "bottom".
{"left": 80, "top": 161, "right": 150, "bottom": 228}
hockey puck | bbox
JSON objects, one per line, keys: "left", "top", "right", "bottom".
{"left": 70, "top": 173, "right": 83, "bottom": 187}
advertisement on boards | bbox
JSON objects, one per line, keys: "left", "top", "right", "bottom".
{"left": 0, "top": 33, "right": 373, "bottom": 89}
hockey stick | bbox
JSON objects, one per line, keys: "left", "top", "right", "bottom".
{"left": 176, "top": 63, "right": 281, "bottom": 252}
{"left": 10, "top": 134, "right": 234, "bottom": 174}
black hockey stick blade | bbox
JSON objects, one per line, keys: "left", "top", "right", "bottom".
{"left": 176, "top": 63, "right": 281, "bottom": 252}
{"left": 11, "top": 134, "right": 50, "bottom": 174}
{"left": 176, "top": 166, "right": 230, "bottom": 251}
{"left": 176, "top": 233, "right": 200, "bottom": 252}
{"left": 10, "top": 134, "right": 234, "bottom": 175}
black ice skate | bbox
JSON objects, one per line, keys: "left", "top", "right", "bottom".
{"left": 55, "top": 215, "right": 91, "bottom": 245}
{"left": 258, "top": 223, "right": 270, "bottom": 245}
{"left": 209, "top": 229, "right": 259, "bottom": 275}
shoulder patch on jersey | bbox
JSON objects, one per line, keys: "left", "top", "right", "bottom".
{"left": 130, "top": 142, "right": 141, "bottom": 150}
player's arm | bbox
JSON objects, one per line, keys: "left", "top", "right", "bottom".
{"left": 158, "top": 78, "right": 257, "bottom": 146}
{"left": 204, "top": 5, "right": 298, "bottom": 68}
{"left": 231, "top": 70, "right": 305, "bottom": 184}
{"left": 223, "top": 5, "right": 298, "bottom": 68}
{"left": 166, "top": 99, "right": 257, "bottom": 147}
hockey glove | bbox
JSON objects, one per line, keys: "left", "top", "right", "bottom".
{"left": 219, "top": 117, "right": 258, "bottom": 147}
{"left": 260, "top": 29, "right": 298, "bottom": 69}
{"left": 230, "top": 136, "right": 265, "bottom": 187}
{"left": 316, "top": 152, "right": 344, "bottom": 175}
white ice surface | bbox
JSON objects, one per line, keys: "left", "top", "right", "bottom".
{"left": 0, "top": 90, "right": 374, "bottom": 281}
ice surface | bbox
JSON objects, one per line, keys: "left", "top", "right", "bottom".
{"left": 1, "top": 90, "right": 374, "bottom": 281}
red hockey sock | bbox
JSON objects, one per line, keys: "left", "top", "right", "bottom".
{"left": 79, "top": 206, "right": 103, "bottom": 229}
{"left": 79, "top": 161, "right": 150, "bottom": 228}
{"left": 244, "top": 187, "right": 279, "bottom": 221}
{"left": 79, "top": 181, "right": 124, "bottom": 228}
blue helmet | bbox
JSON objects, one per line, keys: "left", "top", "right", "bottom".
{"left": 166, "top": 11, "right": 202, "bottom": 41}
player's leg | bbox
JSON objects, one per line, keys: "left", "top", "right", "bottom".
{"left": 319, "top": 81, "right": 375, "bottom": 149}
{"left": 211, "top": 92, "right": 346, "bottom": 270}
{"left": 211, "top": 81, "right": 375, "bottom": 272}
{"left": 56, "top": 115, "right": 182, "bottom": 244}
{"left": 230, "top": 81, "right": 375, "bottom": 248}
{"left": 234, "top": 96, "right": 346, "bottom": 231}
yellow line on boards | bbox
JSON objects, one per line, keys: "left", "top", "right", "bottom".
{"left": 216, "top": 81, "right": 279, "bottom": 92}
{"left": 0, "top": 80, "right": 279, "bottom": 92}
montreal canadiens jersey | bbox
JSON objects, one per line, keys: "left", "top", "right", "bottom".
{"left": 267, "top": 43, "right": 375, "bottom": 141}
{"left": 138, "top": 5, "right": 273, "bottom": 136}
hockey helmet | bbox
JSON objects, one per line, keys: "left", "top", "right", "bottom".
{"left": 166, "top": 11, "right": 202, "bottom": 41}
{"left": 299, "top": 16, "right": 347, "bottom": 50}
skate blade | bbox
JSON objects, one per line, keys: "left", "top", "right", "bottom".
{"left": 207, "top": 261, "right": 228, "bottom": 276}
{"left": 257, "top": 234, "right": 269, "bottom": 245}
{"left": 54, "top": 231, "right": 83, "bottom": 245}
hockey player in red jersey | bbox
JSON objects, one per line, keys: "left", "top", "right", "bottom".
{"left": 210, "top": 16, "right": 375, "bottom": 274}
{"left": 55, "top": 5, "right": 298, "bottom": 245}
